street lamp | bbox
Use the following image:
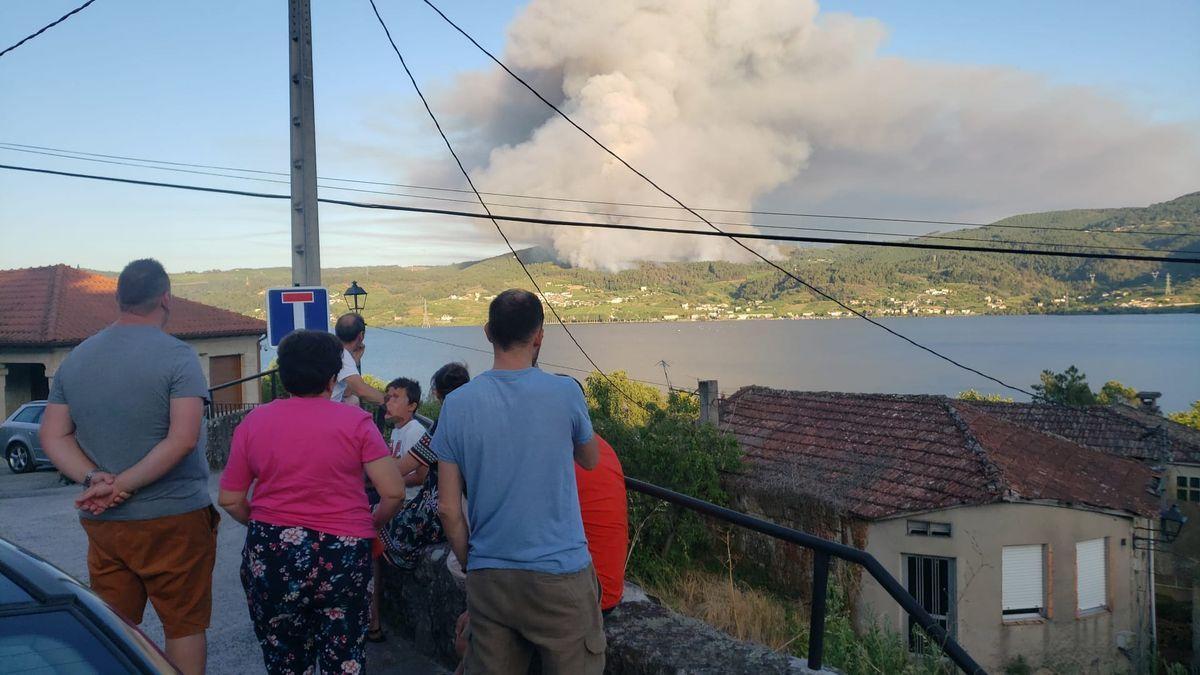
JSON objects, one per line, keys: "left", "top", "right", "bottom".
{"left": 1160, "top": 504, "right": 1188, "bottom": 544}
{"left": 343, "top": 281, "right": 367, "bottom": 314}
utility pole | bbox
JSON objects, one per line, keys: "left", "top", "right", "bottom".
{"left": 1165, "top": 272, "right": 1172, "bottom": 297}
{"left": 289, "top": 0, "right": 321, "bottom": 286}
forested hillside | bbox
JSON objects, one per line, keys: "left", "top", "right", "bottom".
{"left": 169, "top": 193, "right": 1200, "bottom": 326}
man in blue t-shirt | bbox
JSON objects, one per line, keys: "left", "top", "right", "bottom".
{"left": 434, "top": 289, "right": 604, "bottom": 674}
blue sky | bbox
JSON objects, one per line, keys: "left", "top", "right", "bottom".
{"left": 1, "top": 0, "right": 1197, "bottom": 273}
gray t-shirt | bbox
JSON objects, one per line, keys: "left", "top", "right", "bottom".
{"left": 49, "top": 324, "right": 211, "bottom": 521}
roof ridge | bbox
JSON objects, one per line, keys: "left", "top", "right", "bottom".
{"left": 941, "top": 400, "right": 1007, "bottom": 500}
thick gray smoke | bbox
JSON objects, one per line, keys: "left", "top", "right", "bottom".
{"left": 420, "top": 0, "right": 1200, "bottom": 270}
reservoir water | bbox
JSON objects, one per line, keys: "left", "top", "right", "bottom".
{"left": 267, "top": 314, "right": 1200, "bottom": 413}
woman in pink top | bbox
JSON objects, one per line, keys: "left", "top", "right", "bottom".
{"left": 218, "top": 330, "right": 405, "bottom": 675}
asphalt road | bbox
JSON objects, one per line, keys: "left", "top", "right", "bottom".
{"left": 0, "top": 467, "right": 446, "bottom": 675}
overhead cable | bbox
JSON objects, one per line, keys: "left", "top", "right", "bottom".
{"left": 421, "top": 0, "right": 1050, "bottom": 399}
{"left": 3, "top": 143, "right": 1185, "bottom": 255}
{"left": 4, "top": 140, "right": 1196, "bottom": 238}
{"left": 0, "top": 0, "right": 100, "bottom": 59}
{"left": 367, "top": 0, "right": 649, "bottom": 408}
{"left": 4, "top": 163, "right": 1198, "bottom": 266}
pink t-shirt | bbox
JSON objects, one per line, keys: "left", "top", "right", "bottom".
{"left": 219, "top": 397, "right": 390, "bottom": 538}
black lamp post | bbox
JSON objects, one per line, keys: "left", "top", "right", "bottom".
{"left": 344, "top": 281, "right": 368, "bottom": 314}
{"left": 1160, "top": 504, "right": 1188, "bottom": 544}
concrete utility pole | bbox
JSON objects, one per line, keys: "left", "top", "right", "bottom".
{"left": 289, "top": 0, "right": 321, "bottom": 286}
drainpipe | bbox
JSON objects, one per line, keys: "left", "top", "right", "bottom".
{"left": 1149, "top": 520, "right": 1157, "bottom": 667}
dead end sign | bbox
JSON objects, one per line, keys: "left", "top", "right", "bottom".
{"left": 266, "top": 286, "right": 330, "bottom": 346}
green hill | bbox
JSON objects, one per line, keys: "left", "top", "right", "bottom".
{"left": 169, "top": 193, "right": 1200, "bottom": 326}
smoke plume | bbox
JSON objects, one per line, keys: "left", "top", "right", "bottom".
{"left": 420, "top": 0, "right": 1200, "bottom": 270}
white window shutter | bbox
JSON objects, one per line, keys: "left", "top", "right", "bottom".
{"left": 1076, "top": 538, "right": 1107, "bottom": 612}
{"left": 1002, "top": 545, "right": 1044, "bottom": 617}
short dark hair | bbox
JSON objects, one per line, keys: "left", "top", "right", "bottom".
{"left": 277, "top": 330, "right": 343, "bottom": 396}
{"left": 117, "top": 258, "right": 170, "bottom": 314}
{"left": 431, "top": 362, "right": 470, "bottom": 400}
{"left": 335, "top": 313, "right": 366, "bottom": 343}
{"left": 385, "top": 377, "right": 421, "bottom": 409}
{"left": 487, "top": 289, "right": 544, "bottom": 351}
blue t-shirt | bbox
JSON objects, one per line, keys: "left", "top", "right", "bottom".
{"left": 432, "top": 367, "right": 594, "bottom": 574}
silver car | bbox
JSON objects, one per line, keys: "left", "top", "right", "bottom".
{"left": 2, "top": 400, "right": 51, "bottom": 474}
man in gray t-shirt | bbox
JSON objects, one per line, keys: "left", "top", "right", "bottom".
{"left": 40, "top": 258, "right": 218, "bottom": 675}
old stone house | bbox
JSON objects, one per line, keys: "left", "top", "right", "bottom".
{"left": 0, "top": 264, "right": 266, "bottom": 417}
{"left": 718, "top": 387, "right": 1159, "bottom": 673}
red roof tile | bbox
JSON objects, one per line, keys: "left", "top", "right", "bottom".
{"left": 965, "top": 400, "right": 1200, "bottom": 465}
{"left": 720, "top": 387, "right": 1158, "bottom": 520}
{"left": 0, "top": 265, "right": 265, "bottom": 347}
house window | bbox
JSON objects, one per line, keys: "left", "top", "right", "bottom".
{"left": 1076, "top": 538, "right": 1107, "bottom": 614}
{"left": 1002, "top": 545, "right": 1045, "bottom": 620}
{"left": 1177, "top": 476, "right": 1200, "bottom": 503}
{"left": 904, "top": 554, "right": 955, "bottom": 652}
{"left": 907, "top": 520, "right": 952, "bottom": 537}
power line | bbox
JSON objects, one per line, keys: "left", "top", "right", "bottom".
{"left": 421, "top": 0, "right": 1054, "bottom": 399}
{"left": 0, "top": 0, "right": 99, "bottom": 59}
{"left": 5, "top": 162, "right": 1199, "bottom": 265}
{"left": 4, "top": 143, "right": 1184, "bottom": 255}
{"left": 368, "top": 0, "right": 649, "bottom": 409}
{"left": 5, "top": 140, "right": 1197, "bottom": 238}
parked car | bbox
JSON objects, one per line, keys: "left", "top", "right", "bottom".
{"left": 0, "top": 537, "right": 178, "bottom": 673}
{"left": 1, "top": 400, "right": 51, "bottom": 474}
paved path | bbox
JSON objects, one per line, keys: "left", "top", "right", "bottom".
{"left": 0, "top": 468, "right": 447, "bottom": 675}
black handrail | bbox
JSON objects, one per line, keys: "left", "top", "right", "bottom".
{"left": 206, "top": 368, "right": 279, "bottom": 414}
{"left": 625, "top": 477, "right": 985, "bottom": 674}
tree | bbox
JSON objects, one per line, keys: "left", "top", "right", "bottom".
{"left": 1031, "top": 365, "right": 1096, "bottom": 405}
{"left": 1096, "top": 380, "right": 1138, "bottom": 406}
{"left": 1168, "top": 401, "right": 1200, "bottom": 430}
{"left": 957, "top": 389, "right": 1014, "bottom": 402}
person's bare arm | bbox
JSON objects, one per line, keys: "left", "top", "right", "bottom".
{"left": 394, "top": 451, "right": 428, "bottom": 487}
{"left": 437, "top": 461, "right": 469, "bottom": 567}
{"left": 112, "top": 397, "right": 204, "bottom": 494}
{"left": 217, "top": 488, "right": 251, "bottom": 525}
{"left": 574, "top": 437, "right": 599, "bottom": 470}
{"left": 345, "top": 375, "right": 385, "bottom": 405}
{"left": 365, "top": 455, "right": 406, "bottom": 528}
{"left": 39, "top": 404, "right": 99, "bottom": 483}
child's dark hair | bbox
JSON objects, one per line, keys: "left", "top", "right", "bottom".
{"left": 431, "top": 362, "right": 470, "bottom": 400}
{"left": 385, "top": 377, "right": 421, "bottom": 409}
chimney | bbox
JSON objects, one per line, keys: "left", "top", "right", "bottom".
{"left": 1135, "top": 391, "right": 1162, "bottom": 415}
{"left": 699, "top": 380, "right": 720, "bottom": 426}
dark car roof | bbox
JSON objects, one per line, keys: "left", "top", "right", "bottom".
{"left": 0, "top": 537, "right": 177, "bottom": 673}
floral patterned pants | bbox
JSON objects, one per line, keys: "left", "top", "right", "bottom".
{"left": 240, "top": 521, "right": 372, "bottom": 675}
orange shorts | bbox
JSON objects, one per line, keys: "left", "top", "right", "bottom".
{"left": 80, "top": 506, "right": 220, "bottom": 639}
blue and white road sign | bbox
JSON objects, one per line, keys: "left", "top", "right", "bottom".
{"left": 266, "top": 286, "right": 329, "bottom": 346}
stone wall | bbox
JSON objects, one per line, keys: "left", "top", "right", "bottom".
{"left": 379, "top": 544, "right": 828, "bottom": 674}
{"left": 205, "top": 408, "right": 253, "bottom": 469}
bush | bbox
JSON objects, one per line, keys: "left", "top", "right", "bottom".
{"left": 583, "top": 371, "right": 741, "bottom": 584}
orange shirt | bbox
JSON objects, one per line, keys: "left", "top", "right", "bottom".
{"left": 575, "top": 435, "right": 628, "bottom": 610}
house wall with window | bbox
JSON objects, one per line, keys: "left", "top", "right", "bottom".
{"left": 858, "top": 501, "right": 1152, "bottom": 673}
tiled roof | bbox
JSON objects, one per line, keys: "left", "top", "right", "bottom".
{"left": 965, "top": 401, "right": 1200, "bottom": 465}
{"left": 0, "top": 265, "right": 265, "bottom": 347}
{"left": 720, "top": 387, "right": 1158, "bottom": 521}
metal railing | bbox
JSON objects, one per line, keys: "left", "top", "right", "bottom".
{"left": 205, "top": 368, "right": 279, "bottom": 416}
{"left": 205, "top": 369, "right": 983, "bottom": 673}
{"left": 626, "top": 477, "right": 985, "bottom": 674}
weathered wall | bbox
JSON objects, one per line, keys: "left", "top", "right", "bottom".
{"left": 860, "top": 502, "right": 1151, "bottom": 674}
{"left": 723, "top": 476, "right": 866, "bottom": 605}
{"left": 205, "top": 408, "right": 252, "bottom": 469}
{"left": 379, "top": 544, "right": 829, "bottom": 674}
